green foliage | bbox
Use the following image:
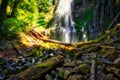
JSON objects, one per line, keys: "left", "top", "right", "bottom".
{"left": 27, "top": 46, "right": 43, "bottom": 56}
{"left": 37, "top": 13, "right": 47, "bottom": 27}
{"left": 0, "top": 0, "right": 53, "bottom": 39}
{"left": 16, "top": 0, "right": 51, "bottom": 31}
{"left": 17, "top": 0, "right": 39, "bottom": 26}
{"left": 5, "top": 18, "right": 24, "bottom": 36}
{"left": 75, "top": 8, "right": 93, "bottom": 30}
{"left": 38, "top": 0, "right": 51, "bottom": 12}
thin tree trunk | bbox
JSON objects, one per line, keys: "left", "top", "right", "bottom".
{"left": 0, "top": 0, "right": 9, "bottom": 36}
{"left": 90, "top": 60, "right": 96, "bottom": 80}
{"left": 52, "top": 0, "right": 55, "bottom": 5}
{"left": 100, "top": 0, "right": 105, "bottom": 32}
{"left": 11, "top": 0, "right": 19, "bottom": 17}
{"left": 0, "top": 0, "right": 9, "bottom": 19}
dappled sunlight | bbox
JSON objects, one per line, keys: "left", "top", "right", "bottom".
{"left": 19, "top": 27, "right": 59, "bottom": 49}
{"left": 7, "top": 5, "right": 12, "bottom": 15}
{"left": 33, "top": 27, "right": 45, "bottom": 33}
{"left": 60, "top": 45, "right": 74, "bottom": 51}
{"left": 17, "top": 9, "right": 27, "bottom": 20}
{"left": 45, "top": 5, "right": 56, "bottom": 23}
{"left": 38, "top": 40, "right": 59, "bottom": 49}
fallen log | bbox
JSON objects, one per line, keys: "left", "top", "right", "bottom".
{"left": 90, "top": 60, "right": 96, "bottom": 80}
{"left": 40, "top": 38, "right": 73, "bottom": 46}
{"left": 8, "top": 55, "right": 64, "bottom": 80}
{"left": 27, "top": 30, "right": 73, "bottom": 46}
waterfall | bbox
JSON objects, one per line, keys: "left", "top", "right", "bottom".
{"left": 54, "top": 73, "right": 58, "bottom": 80}
{"left": 55, "top": 0, "right": 77, "bottom": 43}
{"left": 82, "top": 22, "right": 87, "bottom": 42}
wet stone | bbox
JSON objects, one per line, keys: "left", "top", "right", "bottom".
{"left": 45, "top": 74, "right": 53, "bottom": 80}
{"left": 63, "top": 61, "right": 76, "bottom": 67}
{"left": 51, "top": 70, "right": 56, "bottom": 76}
{"left": 78, "top": 63, "right": 91, "bottom": 74}
{"left": 113, "top": 57, "right": 120, "bottom": 67}
{"left": 104, "top": 73, "right": 114, "bottom": 80}
{"left": 57, "top": 67, "right": 73, "bottom": 79}
{"left": 0, "top": 74, "right": 6, "bottom": 80}
{"left": 75, "top": 60, "right": 82, "bottom": 66}
{"left": 0, "top": 58, "right": 6, "bottom": 65}
{"left": 67, "top": 75, "right": 83, "bottom": 80}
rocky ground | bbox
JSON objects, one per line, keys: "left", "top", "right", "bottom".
{"left": 0, "top": 25, "right": 120, "bottom": 80}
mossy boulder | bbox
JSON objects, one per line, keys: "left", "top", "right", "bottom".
{"left": 78, "top": 63, "right": 91, "bottom": 74}
{"left": 63, "top": 61, "right": 76, "bottom": 67}
{"left": 67, "top": 75, "right": 83, "bottom": 80}
{"left": 45, "top": 74, "right": 53, "bottom": 80}
{"left": 113, "top": 57, "right": 120, "bottom": 67}
{"left": 104, "top": 74, "right": 114, "bottom": 80}
{"left": 57, "top": 68, "right": 73, "bottom": 79}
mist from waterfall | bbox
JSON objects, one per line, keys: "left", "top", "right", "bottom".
{"left": 55, "top": 0, "right": 77, "bottom": 43}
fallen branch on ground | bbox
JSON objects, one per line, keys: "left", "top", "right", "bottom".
{"left": 27, "top": 29, "right": 73, "bottom": 46}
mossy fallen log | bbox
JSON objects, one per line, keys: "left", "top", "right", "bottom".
{"left": 8, "top": 55, "right": 64, "bottom": 80}
{"left": 27, "top": 29, "right": 73, "bottom": 46}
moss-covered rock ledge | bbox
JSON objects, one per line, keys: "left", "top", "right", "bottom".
{"left": 7, "top": 55, "right": 64, "bottom": 80}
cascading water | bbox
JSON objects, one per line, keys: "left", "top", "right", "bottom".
{"left": 55, "top": 0, "right": 77, "bottom": 43}
{"left": 82, "top": 22, "right": 87, "bottom": 42}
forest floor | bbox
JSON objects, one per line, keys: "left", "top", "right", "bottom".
{"left": 0, "top": 24, "right": 120, "bottom": 80}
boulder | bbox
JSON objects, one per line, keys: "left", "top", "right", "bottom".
{"left": 78, "top": 63, "right": 91, "bottom": 74}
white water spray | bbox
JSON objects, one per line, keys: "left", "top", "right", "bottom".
{"left": 82, "top": 22, "right": 87, "bottom": 42}
{"left": 55, "top": 0, "right": 77, "bottom": 43}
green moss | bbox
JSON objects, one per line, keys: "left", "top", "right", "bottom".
{"left": 78, "top": 63, "right": 91, "bottom": 74}
{"left": 8, "top": 55, "right": 64, "bottom": 80}
{"left": 67, "top": 75, "right": 83, "bottom": 80}
{"left": 26, "top": 46, "right": 43, "bottom": 57}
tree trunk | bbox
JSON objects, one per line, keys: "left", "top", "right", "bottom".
{"left": 0, "top": 0, "right": 9, "bottom": 19}
{"left": 99, "top": 0, "right": 105, "bottom": 32}
{"left": 92, "top": 0, "right": 101, "bottom": 39}
{"left": 52, "top": 0, "right": 55, "bottom": 5}
{"left": 90, "top": 60, "right": 96, "bottom": 80}
{"left": 0, "top": 0, "right": 9, "bottom": 36}
{"left": 8, "top": 55, "right": 64, "bottom": 80}
{"left": 11, "top": 0, "right": 19, "bottom": 17}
